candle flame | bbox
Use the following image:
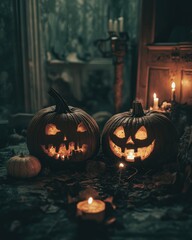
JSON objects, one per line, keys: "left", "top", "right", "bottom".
{"left": 171, "top": 82, "right": 176, "bottom": 90}
{"left": 153, "top": 93, "right": 157, "bottom": 99}
{"left": 119, "top": 162, "right": 125, "bottom": 168}
{"left": 88, "top": 197, "right": 93, "bottom": 205}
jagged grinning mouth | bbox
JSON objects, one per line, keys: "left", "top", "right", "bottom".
{"left": 109, "top": 138, "right": 155, "bottom": 161}
{"left": 41, "top": 142, "right": 88, "bottom": 160}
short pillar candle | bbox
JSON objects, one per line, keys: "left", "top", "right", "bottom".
{"left": 77, "top": 197, "right": 105, "bottom": 222}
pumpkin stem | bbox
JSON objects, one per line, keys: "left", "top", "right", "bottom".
{"left": 19, "top": 152, "right": 25, "bottom": 158}
{"left": 132, "top": 101, "right": 145, "bottom": 117}
{"left": 48, "top": 88, "right": 72, "bottom": 113}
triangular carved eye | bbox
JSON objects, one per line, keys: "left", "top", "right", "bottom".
{"left": 113, "top": 126, "right": 125, "bottom": 138}
{"left": 77, "top": 122, "right": 87, "bottom": 132}
{"left": 135, "top": 126, "right": 147, "bottom": 140}
{"left": 45, "top": 124, "right": 61, "bottom": 135}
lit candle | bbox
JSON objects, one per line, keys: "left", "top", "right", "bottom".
{"left": 153, "top": 93, "right": 159, "bottom": 110}
{"left": 77, "top": 197, "right": 105, "bottom": 222}
{"left": 118, "top": 17, "right": 124, "bottom": 32}
{"left": 171, "top": 82, "right": 176, "bottom": 101}
{"left": 119, "top": 162, "right": 124, "bottom": 169}
{"left": 113, "top": 19, "right": 118, "bottom": 34}
{"left": 108, "top": 19, "right": 113, "bottom": 32}
{"left": 118, "top": 162, "right": 125, "bottom": 184}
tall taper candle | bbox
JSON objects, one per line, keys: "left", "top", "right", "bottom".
{"left": 113, "top": 20, "right": 118, "bottom": 34}
{"left": 171, "top": 82, "right": 176, "bottom": 101}
{"left": 108, "top": 19, "right": 113, "bottom": 32}
{"left": 118, "top": 17, "right": 124, "bottom": 32}
{"left": 153, "top": 93, "right": 159, "bottom": 110}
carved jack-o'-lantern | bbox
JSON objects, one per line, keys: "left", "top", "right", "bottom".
{"left": 41, "top": 122, "right": 90, "bottom": 160}
{"left": 102, "top": 101, "right": 178, "bottom": 168}
{"left": 27, "top": 88, "right": 100, "bottom": 166}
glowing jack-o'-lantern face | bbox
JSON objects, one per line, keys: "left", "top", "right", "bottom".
{"left": 27, "top": 88, "right": 100, "bottom": 166}
{"left": 41, "top": 122, "right": 90, "bottom": 161}
{"left": 109, "top": 125, "right": 155, "bottom": 162}
{"left": 101, "top": 101, "right": 178, "bottom": 168}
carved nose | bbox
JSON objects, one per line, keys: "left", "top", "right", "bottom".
{"left": 126, "top": 136, "right": 134, "bottom": 144}
{"left": 63, "top": 136, "right": 67, "bottom": 141}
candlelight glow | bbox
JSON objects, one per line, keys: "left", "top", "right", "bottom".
{"left": 171, "top": 82, "right": 176, "bottom": 90}
{"left": 88, "top": 197, "right": 93, "bottom": 205}
{"left": 45, "top": 124, "right": 61, "bottom": 135}
{"left": 77, "top": 197, "right": 105, "bottom": 219}
{"left": 41, "top": 143, "right": 88, "bottom": 160}
{"left": 171, "top": 82, "right": 176, "bottom": 101}
{"left": 127, "top": 150, "right": 135, "bottom": 161}
{"left": 153, "top": 92, "right": 159, "bottom": 110}
{"left": 119, "top": 162, "right": 125, "bottom": 168}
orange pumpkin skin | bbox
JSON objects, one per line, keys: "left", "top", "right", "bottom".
{"left": 7, "top": 154, "right": 41, "bottom": 178}
{"left": 102, "top": 101, "right": 178, "bottom": 168}
{"left": 27, "top": 88, "right": 100, "bottom": 167}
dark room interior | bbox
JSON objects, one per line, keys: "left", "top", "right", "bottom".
{"left": 0, "top": 0, "right": 192, "bottom": 239}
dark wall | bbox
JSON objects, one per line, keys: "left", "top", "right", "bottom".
{"left": 155, "top": 0, "right": 192, "bottom": 42}
{"left": 0, "top": 0, "right": 24, "bottom": 120}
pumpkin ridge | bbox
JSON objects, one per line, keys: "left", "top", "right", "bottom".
{"left": 74, "top": 111, "right": 100, "bottom": 154}
{"left": 28, "top": 111, "right": 57, "bottom": 155}
{"left": 27, "top": 107, "right": 56, "bottom": 141}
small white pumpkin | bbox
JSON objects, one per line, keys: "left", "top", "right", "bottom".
{"left": 7, "top": 154, "right": 41, "bottom": 178}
